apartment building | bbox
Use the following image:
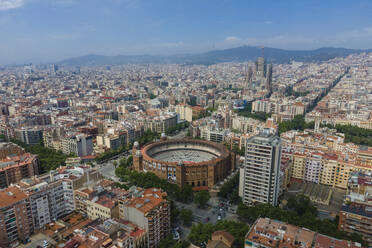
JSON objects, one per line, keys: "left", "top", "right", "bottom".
{"left": 0, "top": 187, "right": 34, "bottom": 247}
{"left": 245, "top": 218, "right": 362, "bottom": 248}
{"left": 292, "top": 152, "right": 355, "bottom": 190}
{"left": 119, "top": 188, "right": 171, "bottom": 248}
{"left": 97, "top": 134, "right": 121, "bottom": 150}
{"left": 0, "top": 153, "right": 40, "bottom": 189}
{"left": 176, "top": 104, "right": 193, "bottom": 122}
{"left": 61, "top": 134, "right": 93, "bottom": 157}
{"left": 142, "top": 113, "right": 177, "bottom": 134}
{"left": 241, "top": 130, "right": 282, "bottom": 206}
{"left": 304, "top": 152, "right": 323, "bottom": 184}
{"left": 200, "top": 127, "right": 230, "bottom": 143}
{"left": 19, "top": 177, "right": 75, "bottom": 230}
{"left": 14, "top": 127, "right": 43, "bottom": 145}
{"left": 291, "top": 153, "right": 306, "bottom": 180}
{"left": 339, "top": 171, "right": 372, "bottom": 246}
{"left": 86, "top": 195, "right": 119, "bottom": 220}
{"left": 0, "top": 142, "right": 24, "bottom": 159}
{"left": 75, "top": 182, "right": 128, "bottom": 220}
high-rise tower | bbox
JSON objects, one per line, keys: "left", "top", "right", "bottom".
{"left": 240, "top": 129, "right": 282, "bottom": 206}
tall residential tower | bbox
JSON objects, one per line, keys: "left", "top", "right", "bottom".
{"left": 240, "top": 129, "right": 281, "bottom": 206}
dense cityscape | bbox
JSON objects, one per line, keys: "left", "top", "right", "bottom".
{"left": 0, "top": 50, "right": 371, "bottom": 248}
{"left": 1, "top": 1, "right": 372, "bottom": 248}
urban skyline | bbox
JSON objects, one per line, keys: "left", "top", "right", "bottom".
{"left": 0, "top": 1, "right": 371, "bottom": 248}
{"left": 1, "top": 0, "right": 372, "bottom": 64}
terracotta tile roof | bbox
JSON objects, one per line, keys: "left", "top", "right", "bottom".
{"left": 212, "top": 230, "right": 235, "bottom": 243}
{"left": 0, "top": 186, "right": 28, "bottom": 207}
{"left": 314, "top": 234, "right": 361, "bottom": 248}
{"left": 127, "top": 188, "right": 166, "bottom": 214}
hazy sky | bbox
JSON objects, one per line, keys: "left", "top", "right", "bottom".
{"left": 1, "top": 0, "right": 372, "bottom": 64}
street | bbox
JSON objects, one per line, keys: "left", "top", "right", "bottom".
{"left": 97, "top": 151, "right": 130, "bottom": 182}
{"left": 174, "top": 196, "right": 239, "bottom": 224}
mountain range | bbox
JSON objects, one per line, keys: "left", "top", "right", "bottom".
{"left": 57, "top": 46, "right": 371, "bottom": 66}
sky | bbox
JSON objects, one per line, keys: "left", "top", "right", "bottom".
{"left": 1, "top": 0, "right": 372, "bottom": 64}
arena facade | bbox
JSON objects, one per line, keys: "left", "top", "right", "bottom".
{"left": 132, "top": 138, "right": 236, "bottom": 190}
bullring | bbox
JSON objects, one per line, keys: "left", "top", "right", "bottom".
{"left": 132, "top": 138, "right": 235, "bottom": 190}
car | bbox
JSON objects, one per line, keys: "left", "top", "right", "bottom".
{"left": 172, "top": 231, "right": 180, "bottom": 240}
{"left": 217, "top": 215, "right": 222, "bottom": 221}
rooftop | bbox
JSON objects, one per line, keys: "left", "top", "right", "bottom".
{"left": 0, "top": 186, "right": 28, "bottom": 207}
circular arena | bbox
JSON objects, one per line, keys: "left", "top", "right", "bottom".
{"left": 133, "top": 138, "right": 235, "bottom": 190}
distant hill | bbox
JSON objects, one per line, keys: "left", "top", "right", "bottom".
{"left": 57, "top": 46, "right": 371, "bottom": 66}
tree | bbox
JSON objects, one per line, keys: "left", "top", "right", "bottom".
{"left": 188, "top": 221, "right": 249, "bottom": 248}
{"left": 113, "top": 161, "right": 118, "bottom": 168}
{"left": 158, "top": 234, "right": 176, "bottom": 248}
{"left": 194, "top": 191, "right": 210, "bottom": 208}
{"left": 179, "top": 209, "right": 193, "bottom": 226}
{"left": 218, "top": 173, "right": 241, "bottom": 204}
{"left": 10, "top": 139, "right": 73, "bottom": 173}
{"left": 236, "top": 194, "right": 367, "bottom": 247}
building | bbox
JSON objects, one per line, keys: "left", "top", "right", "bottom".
{"left": 119, "top": 188, "right": 170, "bottom": 248}
{"left": 14, "top": 127, "right": 43, "bottom": 145}
{"left": 207, "top": 231, "right": 235, "bottom": 248}
{"left": 241, "top": 130, "right": 281, "bottom": 206}
{"left": 75, "top": 181, "right": 126, "bottom": 220}
{"left": 200, "top": 127, "right": 230, "bottom": 143}
{"left": 61, "top": 134, "right": 93, "bottom": 157}
{"left": 96, "top": 134, "right": 123, "bottom": 151}
{"left": 304, "top": 153, "right": 323, "bottom": 184}
{"left": 142, "top": 112, "right": 178, "bottom": 133}
{"left": 86, "top": 195, "right": 119, "bottom": 220}
{"left": 245, "top": 218, "right": 362, "bottom": 248}
{"left": 133, "top": 138, "right": 235, "bottom": 190}
{"left": 175, "top": 104, "right": 193, "bottom": 122}
{"left": 339, "top": 171, "right": 372, "bottom": 246}
{"left": 0, "top": 142, "right": 24, "bottom": 159}
{"left": 0, "top": 152, "right": 40, "bottom": 189}
{"left": 19, "top": 177, "right": 75, "bottom": 230}
{"left": 0, "top": 186, "right": 34, "bottom": 247}
{"left": 247, "top": 54, "right": 273, "bottom": 95}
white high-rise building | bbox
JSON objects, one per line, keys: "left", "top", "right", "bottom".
{"left": 240, "top": 129, "right": 281, "bottom": 206}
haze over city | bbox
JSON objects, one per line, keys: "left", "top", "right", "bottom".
{"left": 1, "top": 0, "right": 372, "bottom": 64}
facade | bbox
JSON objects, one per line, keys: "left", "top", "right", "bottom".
{"left": 0, "top": 187, "right": 34, "bottom": 247}
{"left": 119, "top": 188, "right": 170, "bottom": 248}
{"left": 0, "top": 153, "right": 40, "bottom": 189}
{"left": 304, "top": 153, "right": 323, "bottom": 183}
{"left": 0, "top": 142, "right": 24, "bottom": 159}
{"left": 339, "top": 171, "right": 372, "bottom": 246}
{"left": 20, "top": 178, "right": 75, "bottom": 229}
{"left": 61, "top": 134, "right": 93, "bottom": 157}
{"left": 241, "top": 130, "right": 281, "bottom": 206}
{"left": 86, "top": 195, "right": 119, "bottom": 220}
{"left": 291, "top": 151, "right": 355, "bottom": 190}
{"left": 133, "top": 138, "right": 235, "bottom": 190}
{"left": 200, "top": 127, "right": 230, "bottom": 143}
{"left": 292, "top": 153, "right": 306, "bottom": 180}
{"left": 14, "top": 127, "right": 43, "bottom": 145}
{"left": 97, "top": 134, "right": 120, "bottom": 150}
{"left": 245, "top": 218, "right": 361, "bottom": 248}
{"left": 176, "top": 104, "right": 193, "bottom": 122}
{"left": 74, "top": 181, "right": 126, "bottom": 220}
{"left": 142, "top": 113, "right": 177, "bottom": 133}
